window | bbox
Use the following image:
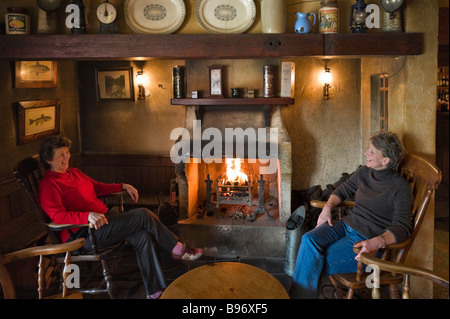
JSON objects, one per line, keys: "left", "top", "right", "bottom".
{"left": 370, "top": 74, "right": 389, "bottom": 132}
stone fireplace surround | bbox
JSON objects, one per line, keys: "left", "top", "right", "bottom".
{"left": 174, "top": 105, "right": 292, "bottom": 258}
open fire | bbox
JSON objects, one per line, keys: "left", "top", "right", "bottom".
{"left": 197, "top": 158, "right": 272, "bottom": 222}
{"left": 222, "top": 158, "right": 248, "bottom": 186}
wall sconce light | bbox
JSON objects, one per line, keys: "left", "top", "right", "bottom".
{"left": 349, "top": 0, "right": 368, "bottom": 33}
{"left": 321, "top": 61, "right": 332, "bottom": 100}
{"left": 136, "top": 69, "right": 145, "bottom": 100}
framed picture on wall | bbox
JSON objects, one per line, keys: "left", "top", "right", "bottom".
{"left": 15, "top": 61, "right": 57, "bottom": 88}
{"left": 95, "top": 66, "right": 135, "bottom": 101}
{"left": 17, "top": 99, "right": 60, "bottom": 145}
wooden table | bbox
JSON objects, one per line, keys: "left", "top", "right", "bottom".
{"left": 161, "top": 262, "right": 289, "bottom": 299}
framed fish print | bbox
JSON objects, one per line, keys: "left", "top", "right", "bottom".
{"left": 15, "top": 61, "right": 57, "bottom": 88}
{"left": 17, "top": 99, "right": 60, "bottom": 145}
{"left": 95, "top": 67, "right": 134, "bottom": 101}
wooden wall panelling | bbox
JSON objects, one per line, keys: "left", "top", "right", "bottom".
{"left": 82, "top": 154, "right": 176, "bottom": 196}
{"left": 0, "top": 178, "right": 47, "bottom": 252}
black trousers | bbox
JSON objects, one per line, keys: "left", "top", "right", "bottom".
{"left": 83, "top": 208, "right": 179, "bottom": 295}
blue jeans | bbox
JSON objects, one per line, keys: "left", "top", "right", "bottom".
{"left": 291, "top": 220, "right": 367, "bottom": 298}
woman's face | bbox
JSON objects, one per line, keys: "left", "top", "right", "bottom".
{"left": 47, "top": 146, "right": 71, "bottom": 173}
{"left": 364, "top": 143, "right": 390, "bottom": 170}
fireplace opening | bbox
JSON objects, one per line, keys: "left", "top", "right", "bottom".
{"left": 185, "top": 158, "right": 280, "bottom": 224}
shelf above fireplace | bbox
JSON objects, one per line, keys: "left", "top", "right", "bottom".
{"left": 171, "top": 97, "right": 295, "bottom": 106}
{"left": 171, "top": 97, "right": 294, "bottom": 126}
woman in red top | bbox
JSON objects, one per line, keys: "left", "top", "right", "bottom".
{"left": 39, "top": 135, "right": 202, "bottom": 299}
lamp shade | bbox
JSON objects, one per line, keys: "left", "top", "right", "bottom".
{"left": 321, "top": 68, "right": 332, "bottom": 84}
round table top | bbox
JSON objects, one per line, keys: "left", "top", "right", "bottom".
{"left": 161, "top": 262, "right": 289, "bottom": 299}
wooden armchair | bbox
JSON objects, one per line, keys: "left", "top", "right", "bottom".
{"left": 1, "top": 238, "right": 86, "bottom": 299}
{"left": 312, "top": 154, "right": 442, "bottom": 299}
{"left": 13, "top": 156, "right": 132, "bottom": 298}
{"left": 360, "top": 252, "right": 449, "bottom": 299}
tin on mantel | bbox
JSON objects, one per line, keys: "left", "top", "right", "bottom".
{"left": 173, "top": 66, "right": 185, "bottom": 98}
{"left": 263, "top": 65, "right": 275, "bottom": 97}
{"left": 5, "top": 7, "right": 30, "bottom": 35}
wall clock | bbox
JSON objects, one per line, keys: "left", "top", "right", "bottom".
{"left": 96, "top": 0, "right": 118, "bottom": 33}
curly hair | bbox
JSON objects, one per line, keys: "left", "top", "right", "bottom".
{"left": 369, "top": 130, "right": 406, "bottom": 170}
{"left": 39, "top": 135, "right": 72, "bottom": 170}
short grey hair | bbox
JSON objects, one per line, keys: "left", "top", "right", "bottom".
{"left": 370, "top": 130, "right": 406, "bottom": 170}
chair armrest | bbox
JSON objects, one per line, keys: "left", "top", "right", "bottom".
{"left": 2, "top": 238, "right": 86, "bottom": 264}
{"left": 310, "top": 200, "right": 356, "bottom": 208}
{"left": 353, "top": 237, "right": 412, "bottom": 255}
{"left": 97, "top": 191, "right": 127, "bottom": 201}
{"left": 98, "top": 191, "right": 127, "bottom": 213}
{"left": 360, "top": 252, "right": 449, "bottom": 289}
{"left": 47, "top": 222, "right": 90, "bottom": 231}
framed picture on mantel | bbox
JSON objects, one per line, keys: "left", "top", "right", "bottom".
{"left": 208, "top": 65, "right": 224, "bottom": 97}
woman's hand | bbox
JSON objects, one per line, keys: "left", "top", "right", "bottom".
{"left": 122, "top": 183, "right": 139, "bottom": 203}
{"left": 88, "top": 212, "right": 108, "bottom": 230}
{"left": 316, "top": 195, "right": 341, "bottom": 228}
{"left": 316, "top": 206, "right": 333, "bottom": 227}
{"left": 354, "top": 232, "right": 395, "bottom": 261}
{"left": 353, "top": 236, "right": 384, "bottom": 261}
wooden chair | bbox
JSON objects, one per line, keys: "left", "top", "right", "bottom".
{"left": 1, "top": 238, "right": 86, "bottom": 299}
{"left": 311, "top": 154, "right": 442, "bottom": 299}
{"left": 13, "top": 156, "right": 165, "bottom": 299}
{"left": 360, "top": 252, "right": 449, "bottom": 299}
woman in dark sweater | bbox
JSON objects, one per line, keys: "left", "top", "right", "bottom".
{"left": 290, "top": 131, "right": 413, "bottom": 298}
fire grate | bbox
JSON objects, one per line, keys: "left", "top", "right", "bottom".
{"left": 199, "top": 174, "right": 272, "bottom": 222}
{"left": 216, "top": 180, "right": 252, "bottom": 207}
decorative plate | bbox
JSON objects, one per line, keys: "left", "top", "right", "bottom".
{"left": 195, "top": 0, "right": 256, "bottom": 34}
{"left": 124, "top": 0, "right": 186, "bottom": 34}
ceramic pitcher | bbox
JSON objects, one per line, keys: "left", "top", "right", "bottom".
{"left": 295, "top": 12, "right": 316, "bottom": 34}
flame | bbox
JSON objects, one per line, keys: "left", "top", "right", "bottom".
{"left": 225, "top": 158, "right": 248, "bottom": 185}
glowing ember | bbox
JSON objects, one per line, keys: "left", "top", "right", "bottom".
{"left": 224, "top": 158, "right": 248, "bottom": 185}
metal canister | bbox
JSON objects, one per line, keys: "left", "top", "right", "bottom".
{"left": 173, "top": 66, "right": 185, "bottom": 98}
{"left": 5, "top": 7, "right": 30, "bottom": 35}
{"left": 263, "top": 65, "right": 275, "bottom": 97}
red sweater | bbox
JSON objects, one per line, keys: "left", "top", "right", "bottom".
{"left": 39, "top": 168, "right": 122, "bottom": 243}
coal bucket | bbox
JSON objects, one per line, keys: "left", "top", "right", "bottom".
{"left": 283, "top": 205, "right": 307, "bottom": 276}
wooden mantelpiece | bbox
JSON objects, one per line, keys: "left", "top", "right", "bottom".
{"left": 172, "top": 97, "right": 295, "bottom": 126}
{"left": 0, "top": 33, "right": 422, "bottom": 60}
{"left": 171, "top": 97, "right": 295, "bottom": 106}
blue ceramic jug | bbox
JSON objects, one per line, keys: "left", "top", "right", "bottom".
{"left": 295, "top": 12, "right": 316, "bottom": 33}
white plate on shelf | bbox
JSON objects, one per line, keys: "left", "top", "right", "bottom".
{"left": 195, "top": 0, "right": 256, "bottom": 34}
{"left": 124, "top": 0, "right": 186, "bottom": 34}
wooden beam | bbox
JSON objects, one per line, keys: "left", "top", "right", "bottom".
{"left": 0, "top": 33, "right": 423, "bottom": 60}
{"left": 324, "top": 33, "right": 423, "bottom": 56}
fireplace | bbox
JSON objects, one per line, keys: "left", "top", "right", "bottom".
{"left": 172, "top": 104, "right": 292, "bottom": 258}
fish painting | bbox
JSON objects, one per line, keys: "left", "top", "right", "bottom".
{"left": 26, "top": 61, "right": 50, "bottom": 76}
{"left": 29, "top": 114, "right": 52, "bottom": 126}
